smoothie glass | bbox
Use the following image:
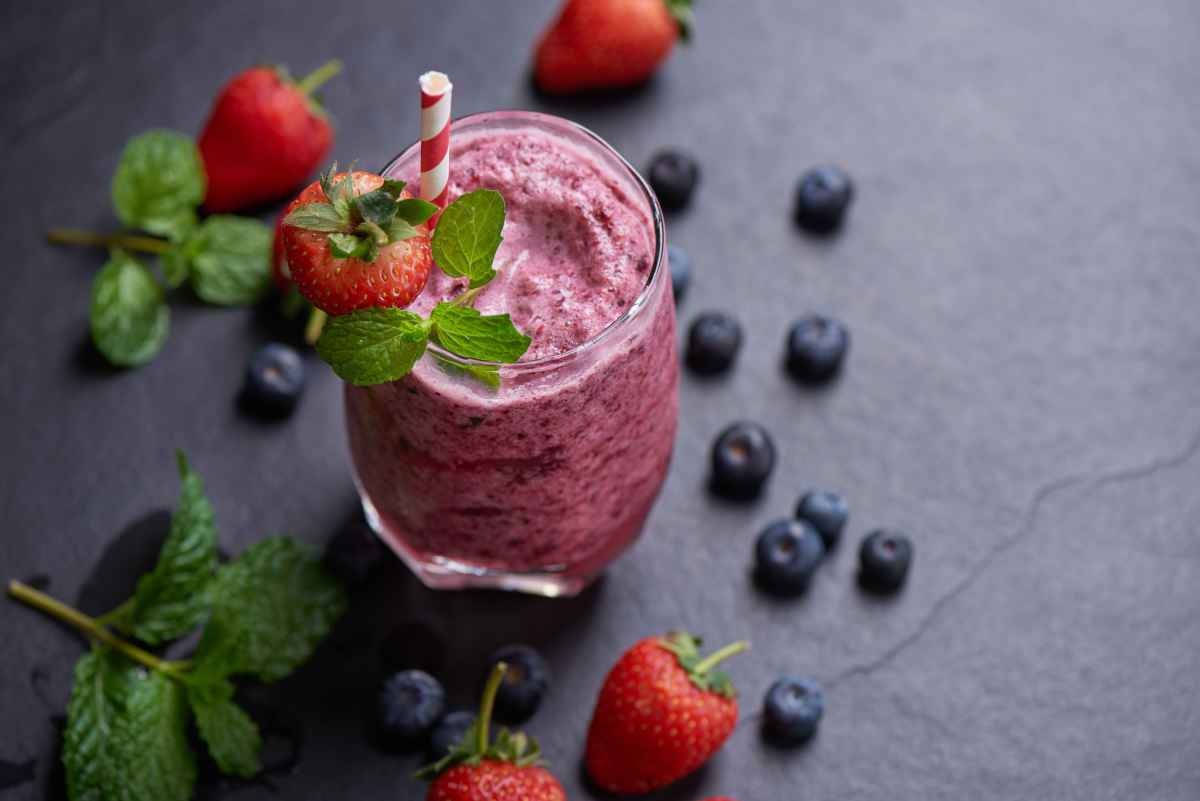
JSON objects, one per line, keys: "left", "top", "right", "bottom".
{"left": 345, "top": 111, "right": 677, "bottom": 597}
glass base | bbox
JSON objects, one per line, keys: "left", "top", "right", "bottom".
{"left": 359, "top": 494, "right": 594, "bottom": 598}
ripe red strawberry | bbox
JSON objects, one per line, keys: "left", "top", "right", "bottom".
{"left": 271, "top": 198, "right": 301, "bottom": 291}
{"left": 585, "top": 632, "right": 748, "bottom": 794}
{"left": 199, "top": 60, "right": 342, "bottom": 212}
{"left": 534, "top": 0, "right": 694, "bottom": 94}
{"left": 281, "top": 167, "right": 437, "bottom": 315}
{"left": 420, "top": 664, "right": 566, "bottom": 801}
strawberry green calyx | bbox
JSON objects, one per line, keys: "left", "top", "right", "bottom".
{"left": 283, "top": 163, "right": 438, "bottom": 264}
{"left": 416, "top": 663, "right": 543, "bottom": 780}
{"left": 658, "top": 632, "right": 749, "bottom": 699}
{"left": 665, "top": 0, "right": 695, "bottom": 41}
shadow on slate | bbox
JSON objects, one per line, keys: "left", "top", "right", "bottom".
{"left": 577, "top": 755, "right": 711, "bottom": 801}
{"left": 76, "top": 510, "right": 173, "bottom": 616}
{"left": 71, "top": 333, "right": 124, "bottom": 380}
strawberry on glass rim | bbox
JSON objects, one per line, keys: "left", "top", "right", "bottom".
{"left": 281, "top": 165, "right": 438, "bottom": 316}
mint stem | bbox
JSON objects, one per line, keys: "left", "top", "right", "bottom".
{"left": 7, "top": 580, "right": 185, "bottom": 678}
{"left": 297, "top": 59, "right": 343, "bottom": 96}
{"left": 305, "top": 308, "right": 328, "bottom": 345}
{"left": 694, "top": 640, "right": 750, "bottom": 674}
{"left": 477, "top": 662, "right": 507, "bottom": 754}
{"left": 47, "top": 228, "right": 172, "bottom": 255}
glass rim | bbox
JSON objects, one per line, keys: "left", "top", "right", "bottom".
{"left": 380, "top": 110, "right": 666, "bottom": 372}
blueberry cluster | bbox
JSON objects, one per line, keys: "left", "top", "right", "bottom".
{"left": 373, "top": 644, "right": 551, "bottom": 760}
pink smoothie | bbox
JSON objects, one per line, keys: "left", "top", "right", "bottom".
{"left": 345, "top": 114, "right": 677, "bottom": 592}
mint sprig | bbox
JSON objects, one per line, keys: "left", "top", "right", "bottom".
{"left": 7, "top": 451, "right": 348, "bottom": 801}
{"left": 313, "top": 187, "right": 531, "bottom": 387}
{"left": 283, "top": 163, "right": 438, "bottom": 263}
{"left": 51, "top": 128, "right": 276, "bottom": 369}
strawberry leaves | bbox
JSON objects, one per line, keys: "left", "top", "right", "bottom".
{"left": 284, "top": 164, "right": 437, "bottom": 263}
{"left": 658, "top": 632, "right": 749, "bottom": 699}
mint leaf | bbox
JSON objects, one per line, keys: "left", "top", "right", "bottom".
{"left": 160, "top": 246, "right": 190, "bottom": 289}
{"left": 431, "top": 189, "right": 505, "bottom": 288}
{"left": 430, "top": 303, "right": 531, "bottom": 363}
{"left": 315, "top": 308, "right": 432, "bottom": 386}
{"left": 183, "top": 216, "right": 272, "bottom": 306}
{"left": 120, "top": 451, "right": 217, "bottom": 644}
{"left": 283, "top": 202, "right": 348, "bottom": 233}
{"left": 394, "top": 198, "right": 438, "bottom": 227}
{"left": 192, "top": 537, "right": 346, "bottom": 682}
{"left": 111, "top": 130, "right": 205, "bottom": 242}
{"left": 188, "top": 678, "right": 261, "bottom": 778}
{"left": 354, "top": 189, "right": 398, "bottom": 226}
{"left": 434, "top": 354, "right": 501, "bottom": 389}
{"left": 90, "top": 250, "right": 169, "bottom": 368}
{"left": 64, "top": 648, "right": 196, "bottom": 801}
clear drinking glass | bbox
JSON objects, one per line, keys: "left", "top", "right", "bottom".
{"left": 344, "top": 111, "right": 678, "bottom": 596}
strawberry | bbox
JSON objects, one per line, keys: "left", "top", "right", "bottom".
{"left": 271, "top": 199, "right": 301, "bottom": 291}
{"left": 419, "top": 663, "right": 566, "bottom": 801}
{"left": 534, "top": 0, "right": 694, "bottom": 94}
{"left": 199, "top": 60, "right": 342, "bottom": 212}
{"left": 585, "top": 632, "right": 748, "bottom": 794}
{"left": 281, "top": 166, "right": 438, "bottom": 315}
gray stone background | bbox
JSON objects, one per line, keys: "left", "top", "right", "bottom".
{"left": 2, "top": 1, "right": 1198, "bottom": 799}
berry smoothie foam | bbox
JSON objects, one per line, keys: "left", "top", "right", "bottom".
{"left": 345, "top": 112, "right": 677, "bottom": 595}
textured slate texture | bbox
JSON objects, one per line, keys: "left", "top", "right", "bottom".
{"left": 2, "top": 1, "right": 1199, "bottom": 799}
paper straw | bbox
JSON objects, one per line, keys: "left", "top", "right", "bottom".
{"left": 419, "top": 71, "right": 452, "bottom": 207}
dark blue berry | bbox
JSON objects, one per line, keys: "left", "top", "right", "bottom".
{"left": 376, "top": 670, "right": 446, "bottom": 752}
{"left": 323, "top": 518, "right": 385, "bottom": 586}
{"left": 710, "top": 422, "right": 776, "bottom": 499}
{"left": 687, "top": 312, "right": 742, "bottom": 375}
{"left": 795, "top": 490, "right": 848, "bottom": 549}
{"left": 486, "top": 645, "right": 550, "bottom": 724}
{"left": 785, "top": 315, "right": 849, "bottom": 383}
{"left": 243, "top": 343, "right": 305, "bottom": 417}
{"left": 648, "top": 150, "right": 700, "bottom": 211}
{"left": 754, "top": 520, "right": 825, "bottom": 595}
{"left": 763, "top": 676, "right": 824, "bottom": 745}
{"left": 427, "top": 709, "right": 475, "bottom": 761}
{"left": 858, "top": 530, "right": 913, "bottom": 592}
{"left": 668, "top": 244, "right": 691, "bottom": 300}
{"left": 794, "top": 165, "right": 853, "bottom": 233}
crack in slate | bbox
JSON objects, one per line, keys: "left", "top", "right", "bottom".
{"left": 824, "top": 425, "right": 1200, "bottom": 690}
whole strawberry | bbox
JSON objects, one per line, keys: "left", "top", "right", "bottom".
{"left": 419, "top": 663, "right": 566, "bottom": 801}
{"left": 586, "top": 632, "right": 748, "bottom": 794}
{"left": 281, "top": 165, "right": 437, "bottom": 315}
{"left": 200, "top": 60, "right": 341, "bottom": 212}
{"left": 534, "top": 0, "right": 694, "bottom": 94}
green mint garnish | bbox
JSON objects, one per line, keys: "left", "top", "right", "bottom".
{"left": 90, "top": 249, "right": 170, "bottom": 368}
{"left": 429, "top": 303, "right": 531, "bottom": 363}
{"left": 7, "top": 451, "right": 348, "bottom": 801}
{"left": 283, "top": 163, "right": 438, "bottom": 263}
{"left": 313, "top": 187, "right": 531, "bottom": 387}
{"left": 111, "top": 130, "right": 206, "bottom": 242}
{"left": 431, "top": 189, "right": 505, "bottom": 288}
{"left": 173, "top": 215, "right": 272, "bottom": 306}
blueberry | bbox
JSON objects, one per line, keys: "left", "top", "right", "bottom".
{"left": 795, "top": 490, "right": 848, "bottom": 549}
{"left": 858, "top": 530, "right": 913, "bottom": 592}
{"left": 668, "top": 244, "right": 691, "bottom": 300}
{"left": 686, "top": 312, "right": 742, "bottom": 375}
{"left": 647, "top": 150, "right": 700, "bottom": 211}
{"left": 794, "top": 165, "right": 853, "bottom": 233}
{"left": 763, "top": 676, "right": 824, "bottom": 745}
{"left": 754, "top": 520, "right": 825, "bottom": 595}
{"left": 323, "top": 518, "right": 386, "bottom": 587}
{"left": 785, "top": 315, "right": 849, "bottom": 383}
{"left": 376, "top": 670, "right": 446, "bottom": 752}
{"left": 427, "top": 709, "right": 474, "bottom": 761}
{"left": 242, "top": 343, "right": 305, "bottom": 417}
{"left": 710, "top": 422, "right": 776, "bottom": 499}
{"left": 486, "top": 645, "right": 550, "bottom": 724}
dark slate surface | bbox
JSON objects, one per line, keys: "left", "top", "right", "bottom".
{"left": 3, "top": 1, "right": 1199, "bottom": 799}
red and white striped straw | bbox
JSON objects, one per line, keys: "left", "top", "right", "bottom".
{"left": 419, "top": 71, "right": 452, "bottom": 208}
